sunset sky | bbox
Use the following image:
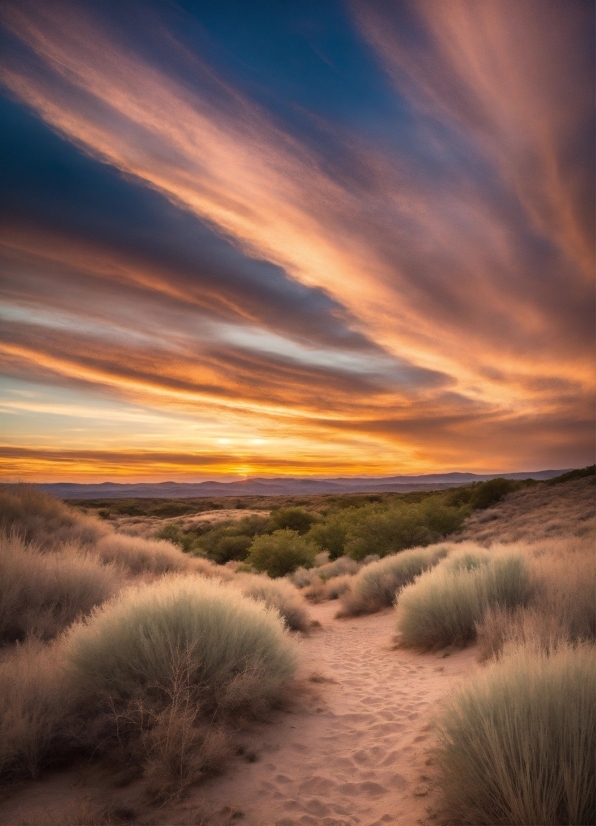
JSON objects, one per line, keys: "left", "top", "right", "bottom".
{"left": 0, "top": 0, "right": 594, "bottom": 482}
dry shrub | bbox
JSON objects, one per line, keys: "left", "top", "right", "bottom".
{"left": 0, "top": 640, "right": 68, "bottom": 781}
{"left": 94, "top": 533, "right": 194, "bottom": 576}
{"left": 291, "top": 555, "right": 360, "bottom": 602}
{"left": 435, "top": 641, "right": 596, "bottom": 824}
{"left": 63, "top": 576, "right": 297, "bottom": 717}
{"left": 476, "top": 539, "right": 596, "bottom": 660}
{"left": 397, "top": 551, "right": 532, "bottom": 648}
{"left": 338, "top": 545, "right": 448, "bottom": 617}
{"left": 0, "top": 533, "right": 121, "bottom": 642}
{"left": 232, "top": 573, "right": 310, "bottom": 631}
{"left": 0, "top": 485, "right": 104, "bottom": 549}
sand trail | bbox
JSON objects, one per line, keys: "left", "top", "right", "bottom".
{"left": 177, "top": 601, "right": 478, "bottom": 826}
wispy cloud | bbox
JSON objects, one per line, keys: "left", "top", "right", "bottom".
{"left": 0, "top": 0, "right": 592, "bottom": 478}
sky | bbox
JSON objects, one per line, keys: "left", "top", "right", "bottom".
{"left": 0, "top": 0, "right": 594, "bottom": 482}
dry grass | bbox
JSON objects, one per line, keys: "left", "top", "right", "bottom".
{"left": 0, "top": 485, "right": 105, "bottom": 550}
{"left": 459, "top": 476, "right": 595, "bottom": 545}
{"left": 476, "top": 537, "right": 596, "bottom": 660}
{"left": 0, "top": 640, "right": 68, "bottom": 781}
{"left": 435, "top": 641, "right": 596, "bottom": 824}
{"left": 0, "top": 533, "right": 121, "bottom": 643}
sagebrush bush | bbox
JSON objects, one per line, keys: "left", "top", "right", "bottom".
{"left": 232, "top": 573, "right": 310, "bottom": 631}
{"left": 247, "top": 529, "right": 319, "bottom": 577}
{"left": 397, "top": 552, "right": 532, "bottom": 648}
{"left": 0, "top": 533, "right": 121, "bottom": 642}
{"left": 435, "top": 642, "right": 596, "bottom": 824}
{"left": 338, "top": 545, "right": 448, "bottom": 616}
{"left": 63, "top": 576, "right": 297, "bottom": 716}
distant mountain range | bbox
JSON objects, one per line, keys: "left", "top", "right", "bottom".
{"left": 37, "top": 470, "right": 570, "bottom": 499}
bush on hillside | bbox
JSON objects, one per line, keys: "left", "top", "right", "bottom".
{"left": 342, "top": 498, "right": 467, "bottom": 561}
{"left": 396, "top": 552, "right": 531, "bottom": 648}
{"left": 247, "top": 530, "right": 319, "bottom": 577}
{"left": 435, "top": 642, "right": 596, "bottom": 824}
{"left": 338, "top": 545, "right": 448, "bottom": 617}
{"left": 468, "top": 478, "right": 519, "bottom": 510}
{"left": 306, "top": 516, "right": 349, "bottom": 558}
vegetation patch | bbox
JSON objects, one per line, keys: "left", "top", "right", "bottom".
{"left": 396, "top": 551, "right": 532, "bottom": 648}
{"left": 435, "top": 642, "right": 596, "bottom": 825}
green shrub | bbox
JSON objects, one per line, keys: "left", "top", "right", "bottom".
{"left": 397, "top": 552, "right": 532, "bottom": 648}
{"left": 435, "top": 642, "right": 596, "bottom": 824}
{"left": 195, "top": 515, "right": 269, "bottom": 563}
{"left": 343, "top": 498, "right": 467, "bottom": 560}
{"left": 247, "top": 530, "right": 319, "bottom": 577}
{"left": 306, "top": 517, "right": 349, "bottom": 558}
{"left": 441, "top": 546, "right": 491, "bottom": 573}
{"left": 64, "top": 576, "right": 297, "bottom": 717}
{"left": 469, "top": 478, "right": 519, "bottom": 510}
{"left": 155, "top": 522, "right": 197, "bottom": 553}
{"left": 268, "top": 508, "right": 316, "bottom": 535}
{"left": 339, "top": 545, "right": 448, "bottom": 616}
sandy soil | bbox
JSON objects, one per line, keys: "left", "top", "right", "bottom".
{"left": 0, "top": 602, "right": 478, "bottom": 826}
{"left": 170, "top": 602, "right": 478, "bottom": 826}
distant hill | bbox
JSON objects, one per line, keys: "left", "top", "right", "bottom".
{"left": 37, "top": 469, "right": 570, "bottom": 499}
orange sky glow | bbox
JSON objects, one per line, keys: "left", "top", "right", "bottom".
{"left": 0, "top": 0, "right": 593, "bottom": 482}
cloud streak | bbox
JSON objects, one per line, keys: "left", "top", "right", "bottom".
{"left": 0, "top": 0, "right": 593, "bottom": 479}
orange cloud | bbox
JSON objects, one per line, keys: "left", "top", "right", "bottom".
{"left": 0, "top": 0, "right": 593, "bottom": 479}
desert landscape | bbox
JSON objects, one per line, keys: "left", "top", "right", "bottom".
{"left": 1, "top": 1, "right": 594, "bottom": 824}
{"left": 0, "top": 469, "right": 594, "bottom": 825}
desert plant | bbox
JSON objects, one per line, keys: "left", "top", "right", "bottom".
{"left": 0, "top": 533, "right": 121, "bottom": 643}
{"left": 339, "top": 545, "right": 448, "bottom": 617}
{"left": 435, "top": 642, "right": 596, "bottom": 824}
{"left": 247, "top": 530, "right": 319, "bottom": 577}
{"left": 397, "top": 552, "right": 532, "bottom": 648}
{"left": 63, "top": 576, "right": 297, "bottom": 717}
{"left": 0, "top": 485, "right": 104, "bottom": 549}
{"left": 476, "top": 541, "right": 596, "bottom": 660}
{"left": 0, "top": 640, "right": 68, "bottom": 781}
{"left": 233, "top": 574, "right": 310, "bottom": 632}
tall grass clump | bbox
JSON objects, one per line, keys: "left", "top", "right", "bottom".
{"left": 476, "top": 541, "right": 596, "bottom": 660}
{"left": 338, "top": 545, "right": 448, "bottom": 617}
{"left": 435, "top": 642, "right": 596, "bottom": 824}
{"left": 0, "top": 533, "right": 121, "bottom": 642}
{"left": 397, "top": 551, "right": 531, "bottom": 648}
{"left": 0, "top": 485, "right": 103, "bottom": 549}
{"left": 64, "top": 576, "right": 297, "bottom": 717}
{"left": 0, "top": 641, "right": 68, "bottom": 782}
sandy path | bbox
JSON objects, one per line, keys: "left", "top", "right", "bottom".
{"left": 0, "top": 602, "right": 477, "bottom": 826}
{"left": 173, "top": 602, "right": 478, "bottom": 826}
